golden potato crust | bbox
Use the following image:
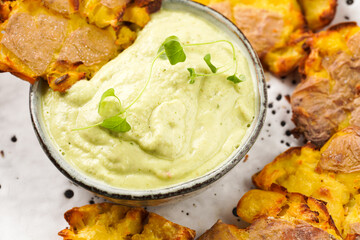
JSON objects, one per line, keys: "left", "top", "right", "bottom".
{"left": 298, "top": 0, "right": 337, "bottom": 31}
{"left": 253, "top": 127, "right": 360, "bottom": 238}
{"left": 191, "top": 0, "right": 311, "bottom": 77}
{"left": 199, "top": 187, "right": 342, "bottom": 239}
{"left": 237, "top": 188, "right": 341, "bottom": 239}
{"left": 198, "top": 218, "right": 338, "bottom": 240}
{"left": 291, "top": 22, "right": 360, "bottom": 146}
{"left": 197, "top": 220, "right": 247, "bottom": 240}
{"left": 58, "top": 203, "right": 196, "bottom": 240}
{"left": 0, "top": 0, "right": 161, "bottom": 92}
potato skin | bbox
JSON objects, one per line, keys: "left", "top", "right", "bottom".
{"left": 58, "top": 202, "right": 196, "bottom": 240}
{"left": 320, "top": 126, "right": 360, "bottom": 173}
{"left": 291, "top": 22, "right": 360, "bottom": 146}
{"left": 246, "top": 217, "right": 338, "bottom": 240}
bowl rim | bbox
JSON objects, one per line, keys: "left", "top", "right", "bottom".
{"left": 29, "top": 0, "right": 267, "bottom": 201}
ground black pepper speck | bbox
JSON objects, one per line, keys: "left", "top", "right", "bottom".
{"left": 64, "top": 189, "right": 74, "bottom": 199}
{"left": 11, "top": 135, "right": 17, "bottom": 142}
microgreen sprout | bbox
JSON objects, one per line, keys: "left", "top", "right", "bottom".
{"left": 203, "top": 53, "right": 217, "bottom": 73}
{"left": 187, "top": 68, "right": 197, "bottom": 84}
{"left": 72, "top": 88, "right": 130, "bottom": 133}
{"left": 74, "top": 35, "right": 245, "bottom": 133}
{"left": 158, "top": 36, "right": 246, "bottom": 84}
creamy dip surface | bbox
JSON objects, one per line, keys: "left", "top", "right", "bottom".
{"left": 42, "top": 9, "right": 256, "bottom": 190}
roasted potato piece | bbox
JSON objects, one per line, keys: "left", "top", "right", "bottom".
{"left": 253, "top": 127, "right": 360, "bottom": 237}
{"left": 236, "top": 189, "right": 287, "bottom": 223}
{"left": 237, "top": 188, "right": 341, "bottom": 238}
{"left": 197, "top": 220, "right": 248, "bottom": 240}
{"left": 291, "top": 22, "right": 360, "bottom": 146}
{"left": 298, "top": 0, "right": 337, "bottom": 31}
{"left": 198, "top": 218, "right": 338, "bottom": 240}
{"left": 199, "top": 187, "right": 341, "bottom": 239}
{"left": 192, "top": 0, "right": 310, "bottom": 77}
{"left": 0, "top": 0, "right": 160, "bottom": 92}
{"left": 58, "top": 203, "right": 196, "bottom": 240}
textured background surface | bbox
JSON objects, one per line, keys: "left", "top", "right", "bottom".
{"left": 1, "top": 1, "right": 359, "bottom": 239}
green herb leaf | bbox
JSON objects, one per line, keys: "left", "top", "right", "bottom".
{"left": 203, "top": 54, "right": 217, "bottom": 73}
{"left": 98, "top": 88, "right": 122, "bottom": 117}
{"left": 157, "top": 45, "right": 167, "bottom": 60}
{"left": 187, "top": 68, "right": 197, "bottom": 84}
{"left": 100, "top": 116, "right": 131, "bottom": 132}
{"left": 162, "top": 36, "right": 186, "bottom": 65}
{"left": 227, "top": 74, "right": 246, "bottom": 84}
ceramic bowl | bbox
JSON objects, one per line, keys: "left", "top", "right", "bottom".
{"left": 30, "top": 0, "right": 267, "bottom": 206}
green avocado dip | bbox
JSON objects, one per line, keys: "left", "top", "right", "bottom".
{"left": 42, "top": 9, "right": 256, "bottom": 190}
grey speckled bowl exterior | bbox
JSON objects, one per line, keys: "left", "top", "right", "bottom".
{"left": 29, "top": 0, "right": 267, "bottom": 206}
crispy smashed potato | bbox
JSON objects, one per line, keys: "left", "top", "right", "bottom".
{"left": 291, "top": 22, "right": 360, "bottom": 146}
{"left": 58, "top": 203, "right": 196, "bottom": 240}
{"left": 199, "top": 187, "right": 341, "bottom": 239}
{"left": 237, "top": 188, "right": 341, "bottom": 239}
{"left": 0, "top": 0, "right": 160, "bottom": 92}
{"left": 298, "top": 0, "right": 337, "bottom": 31}
{"left": 192, "top": 0, "right": 311, "bottom": 77}
{"left": 198, "top": 218, "right": 339, "bottom": 240}
{"left": 253, "top": 126, "right": 360, "bottom": 238}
